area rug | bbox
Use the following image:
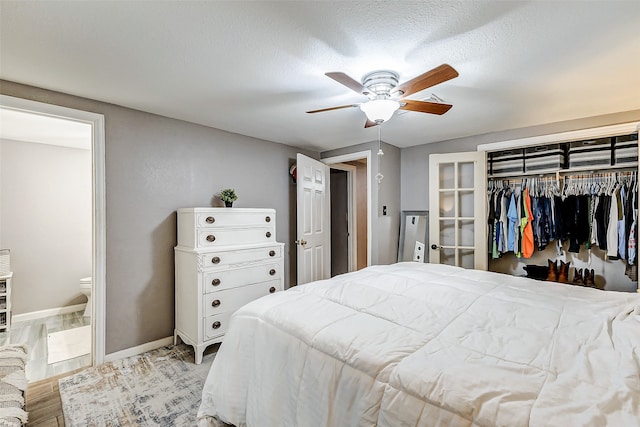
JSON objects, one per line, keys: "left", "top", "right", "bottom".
{"left": 59, "top": 344, "right": 215, "bottom": 426}
{"left": 47, "top": 325, "right": 91, "bottom": 364}
{"left": 0, "top": 344, "right": 29, "bottom": 426}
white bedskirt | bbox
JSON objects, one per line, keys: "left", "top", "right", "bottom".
{"left": 197, "top": 262, "right": 640, "bottom": 427}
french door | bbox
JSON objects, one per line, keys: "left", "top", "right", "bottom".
{"left": 428, "top": 151, "right": 487, "bottom": 270}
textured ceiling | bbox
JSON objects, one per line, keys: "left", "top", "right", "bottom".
{"left": 1, "top": 1, "right": 639, "bottom": 152}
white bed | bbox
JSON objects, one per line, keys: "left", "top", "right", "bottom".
{"left": 197, "top": 262, "right": 640, "bottom": 427}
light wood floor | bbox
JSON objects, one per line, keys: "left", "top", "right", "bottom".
{"left": 0, "top": 311, "right": 91, "bottom": 383}
{"left": 25, "top": 368, "right": 84, "bottom": 426}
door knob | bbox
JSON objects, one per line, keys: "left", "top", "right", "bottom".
{"left": 431, "top": 244, "right": 441, "bottom": 250}
{"left": 295, "top": 239, "right": 308, "bottom": 246}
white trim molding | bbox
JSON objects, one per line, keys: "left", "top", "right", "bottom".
{"left": 12, "top": 303, "right": 87, "bottom": 323}
{"left": 0, "top": 94, "right": 107, "bottom": 366}
{"left": 477, "top": 122, "right": 640, "bottom": 152}
{"left": 104, "top": 336, "right": 174, "bottom": 363}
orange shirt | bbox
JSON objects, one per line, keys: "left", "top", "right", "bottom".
{"left": 522, "top": 188, "right": 535, "bottom": 258}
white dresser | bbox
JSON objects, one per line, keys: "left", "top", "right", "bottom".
{"left": 174, "top": 208, "right": 284, "bottom": 364}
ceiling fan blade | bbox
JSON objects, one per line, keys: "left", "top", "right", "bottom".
{"left": 394, "top": 64, "right": 458, "bottom": 98}
{"left": 364, "top": 119, "right": 378, "bottom": 128}
{"left": 306, "top": 104, "right": 358, "bottom": 114}
{"left": 326, "top": 72, "right": 370, "bottom": 96}
{"left": 400, "top": 100, "right": 453, "bottom": 115}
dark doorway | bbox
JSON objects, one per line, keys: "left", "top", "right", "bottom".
{"left": 330, "top": 169, "right": 349, "bottom": 276}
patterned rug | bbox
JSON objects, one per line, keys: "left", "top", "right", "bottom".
{"left": 0, "top": 345, "right": 28, "bottom": 426}
{"left": 59, "top": 344, "right": 216, "bottom": 426}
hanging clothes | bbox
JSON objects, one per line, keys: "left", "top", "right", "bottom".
{"left": 488, "top": 189, "right": 496, "bottom": 256}
{"left": 507, "top": 192, "right": 518, "bottom": 252}
{"left": 606, "top": 186, "right": 620, "bottom": 260}
{"left": 487, "top": 171, "right": 637, "bottom": 261}
{"left": 617, "top": 185, "right": 627, "bottom": 260}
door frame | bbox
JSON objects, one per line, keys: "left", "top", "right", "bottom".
{"left": 0, "top": 94, "right": 106, "bottom": 365}
{"left": 329, "top": 163, "right": 357, "bottom": 272}
{"left": 322, "top": 150, "right": 372, "bottom": 267}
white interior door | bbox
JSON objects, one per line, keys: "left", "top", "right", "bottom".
{"left": 296, "top": 153, "right": 331, "bottom": 284}
{"left": 429, "top": 151, "right": 487, "bottom": 270}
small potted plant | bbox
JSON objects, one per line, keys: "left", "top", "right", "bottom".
{"left": 219, "top": 188, "right": 238, "bottom": 207}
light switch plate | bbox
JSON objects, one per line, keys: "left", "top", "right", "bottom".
{"left": 413, "top": 241, "right": 425, "bottom": 262}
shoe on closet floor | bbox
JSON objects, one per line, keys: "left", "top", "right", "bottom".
{"left": 557, "top": 261, "right": 570, "bottom": 283}
{"left": 572, "top": 268, "right": 585, "bottom": 286}
{"left": 546, "top": 259, "right": 558, "bottom": 282}
{"left": 584, "top": 269, "right": 601, "bottom": 289}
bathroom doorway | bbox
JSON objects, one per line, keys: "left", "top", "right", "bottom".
{"left": 323, "top": 151, "right": 371, "bottom": 272}
{"left": 0, "top": 95, "right": 106, "bottom": 380}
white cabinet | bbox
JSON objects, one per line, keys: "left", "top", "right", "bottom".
{"left": 0, "top": 273, "right": 12, "bottom": 331}
{"left": 174, "top": 208, "right": 284, "bottom": 364}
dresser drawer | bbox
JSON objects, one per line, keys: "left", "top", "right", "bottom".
{"left": 196, "top": 211, "right": 274, "bottom": 228}
{"left": 204, "top": 263, "right": 282, "bottom": 293}
{"left": 204, "top": 280, "right": 281, "bottom": 317}
{"left": 199, "top": 245, "right": 281, "bottom": 267}
{"left": 204, "top": 311, "right": 233, "bottom": 340}
{"left": 196, "top": 227, "right": 275, "bottom": 247}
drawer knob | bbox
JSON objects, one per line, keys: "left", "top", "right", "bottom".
{"left": 266, "top": 231, "right": 272, "bottom": 238}
{"left": 269, "top": 287, "right": 276, "bottom": 294}
{"left": 212, "top": 321, "right": 221, "bottom": 329}
{"left": 265, "top": 216, "right": 271, "bottom": 223}
{"left": 269, "top": 250, "right": 276, "bottom": 257}
{"left": 206, "top": 216, "right": 215, "bottom": 224}
{"left": 212, "top": 278, "right": 221, "bottom": 286}
{"left": 212, "top": 299, "right": 221, "bottom": 307}
{"left": 269, "top": 269, "right": 276, "bottom": 276}
{"left": 211, "top": 256, "right": 220, "bottom": 264}
{"left": 206, "top": 234, "right": 216, "bottom": 242}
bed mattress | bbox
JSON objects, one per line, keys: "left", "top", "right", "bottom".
{"left": 197, "top": 262, "right": 640, "bottom": 427}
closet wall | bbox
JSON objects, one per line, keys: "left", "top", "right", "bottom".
{"left": 487, "top": 131, "right": 638, "bottom": 292}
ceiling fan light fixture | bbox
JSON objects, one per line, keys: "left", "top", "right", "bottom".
{"left": 360, "top": 99, "right": 400, "bottom": 123}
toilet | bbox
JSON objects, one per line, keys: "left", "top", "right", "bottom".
{"left": 80, "top": 277, "right": 92, "bottom": 318}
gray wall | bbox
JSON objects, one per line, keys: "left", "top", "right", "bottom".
{"left": 0, "top": 80, "right": 317, "bottom": 354}
{"left": 0, "top": 138, "right": 92, "bottom": 313}
{"left": 322, "top": 140, "right": 401, "bottom": 265}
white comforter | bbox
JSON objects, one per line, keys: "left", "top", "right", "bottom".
{"left": 197, "top": 263, "right": 640, "bottom": 427}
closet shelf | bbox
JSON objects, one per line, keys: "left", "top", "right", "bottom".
{"left": 488, "top": 171, "right": 557, "bottom": 179}
{"left": 557, "top": 163, "right": 638, "bottom": 175}
{"left": 488, "top": 161, "right": 638, "bottom": 180}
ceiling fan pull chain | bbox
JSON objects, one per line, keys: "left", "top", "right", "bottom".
{"left": 376, "top": 125, "right": 384, "bottom": 184}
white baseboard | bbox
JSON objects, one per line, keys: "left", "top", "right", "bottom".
{"left": 104, "top": 336, "right": 173, "bottom": 363}
{"left": 12, "top": 303, "right": 87, "bottom": 323}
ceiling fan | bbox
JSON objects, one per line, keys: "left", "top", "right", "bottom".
{"left": 306, "top": 64, "right": 458, "bottom": 127}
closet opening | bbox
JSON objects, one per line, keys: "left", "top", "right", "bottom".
{"left": 482, "top": 125, "right": 639, "bottom": 293}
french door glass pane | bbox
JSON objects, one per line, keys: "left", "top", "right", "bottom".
{"left": 440, "top": 248, "right": 455, "bottom": 265}
{"left": 439, "top": 191, "right": 455, "bottom": 217}
{"left": 439, "top": 163, "right": 455, "bottom": 189}
{"left": 458, "top": 191, "right": 474, "bottom": 217}
{"left": 460, "top": 249, "right": 475, "bottom": 269}
{"left": 458, "top": 162, "right": 475, "bottom": 188}
{"left": 459, "top": 219, "right": 474, "bottom": 246}
{"left": 439, "top": 220, "right": 455, "bottom": 246}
